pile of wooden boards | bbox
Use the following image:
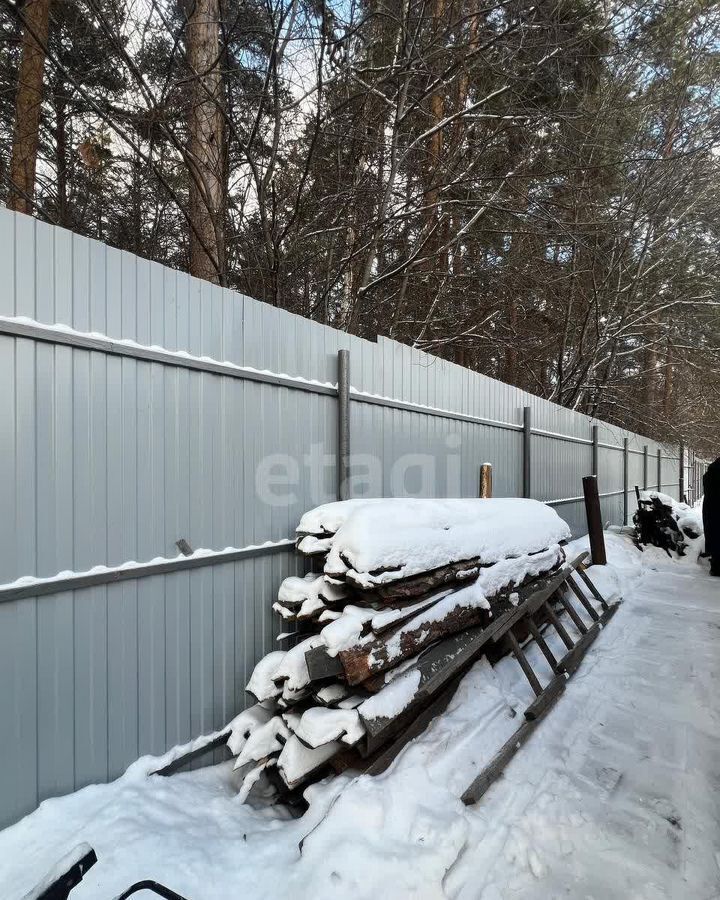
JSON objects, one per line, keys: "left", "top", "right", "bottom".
{"left": 633, "top": 489, "right": 703, "bottom": 557}
{"left": 222, "top": 498, "right": 573, "bottom": 805}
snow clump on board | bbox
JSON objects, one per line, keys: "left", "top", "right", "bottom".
{"left": 325, "top": 498, "right": 571, "bottom": 588}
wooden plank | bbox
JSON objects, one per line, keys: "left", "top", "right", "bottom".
{"left": 576, "top": 568, "right": 609, "bottom": 610}
{"left": 344, "top": 559, "right": 575, "bottom": 686}
{"left": 305, "top": 645, "right": 344, "bottom": 681}
{"left": 371, "top": 592, "right": 446, "bottom": 635}
{"left": 152, "top": 730, "right": 231, "bottom": 776}
{"left": 566, "top": 575, "right": 600, "bottom": 621}
{"left": 599, "top": 600, "right": 621, "bottom": 626}
{"left": 359, "top": 628, "right": 485, "bottom": 754}
{"left": 461, "top": 690, "right": 562, "bottom": 805}
{"left": 542, "top": 601, "right": 574, "bottom": 649}
{"left": 358, "top": 562, "right": 582, "bottom": 754}
{"left": 557, "top": 622, "right": 601, "bottom": 675}
{"left": 278, "top": 736, "right": 342, "bottom": 789}
{"left": 340, "top": 600, "right": 495, "bottom": 685}
{"left": 348, "top": 556, "right": 484, "bottom": 604}
{"left": 362, "top": 677, "right": 463, "bottom": 776}
{"left": 525, "top": 617, "right": 559, "bottom": 672}
{"left": 524, "top": 674, "right": 566, "bottom": 721}
{"left": 505, "top": 630, "right": 543, "bottom": 696}
{"left": 491, "top": 554, "right": 588, "bottom": 639}
{"left": 557, "top": 592, "right": 589, "bottom": 634}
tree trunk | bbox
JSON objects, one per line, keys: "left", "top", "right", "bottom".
{"left": 503, "top": 298, "right": 518, "bottom": 383}
{"left": 131, "top": 146, "right": 142, "bottom": 254}
{"left": 9, "top": 0, "right": 52, "bottom": 214}
{"left": 643, "top": 320, "right": 658, "bottom": 410}
{"left": 186, "top": 0, "right": 225, "bottom": 284}
{"left": 662, "top": 337, "right": 674, "bottom": 420}
{"left": 420, "top": 0, "right": 446, "bottom": 310}
{"left": 53, "top": 88, "right": 68, "bottom": 226}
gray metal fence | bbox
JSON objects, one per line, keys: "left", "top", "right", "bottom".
{"left": 0, "top": 208, "right": 693, "bottom": 828}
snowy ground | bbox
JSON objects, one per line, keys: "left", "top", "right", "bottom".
{"left": 1, "top": 533, "right": 718, "bottom": 900}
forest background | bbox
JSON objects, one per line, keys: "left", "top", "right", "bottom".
{"left": 2, "top": 0, "right": 719, "bottom": 453}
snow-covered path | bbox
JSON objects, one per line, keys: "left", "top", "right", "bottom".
{"left": 1, "top": 535, "right": 718, "bottom": 899}
{"left": 447, "top": 561, "right": 720, "bottom": 899}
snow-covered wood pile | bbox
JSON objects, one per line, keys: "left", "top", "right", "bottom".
{"left": 633, "top": 490, "right": 704, "bottom": 558}
{"left": 227, "top": 498, "right": 572, "bottom": 805}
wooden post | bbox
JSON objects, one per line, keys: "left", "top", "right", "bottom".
{"left": 679, "top": 442, "right": 685, "bottom": 503}
{"left": 337, "top": 349, "right": 351, "bottom": 501}
{"left": 479, "top": 463, "right": 493, "bottom": 499}
{"left": 657, "top": 448, "right": 662, "bottom": 491}
{"left": 522, "top": 407, "right": 531, "bottom": 498}
{"left": 591, "top": 425, "right": 599, "bottom": 477}
{"left": 643, "top": 445, "right": 649, "bottom": 490}
{"left": 623, "top": 437, "right": 629, "bottom": 525}
{"left": 582, "top": 475, "right": 607, "bottom": 565}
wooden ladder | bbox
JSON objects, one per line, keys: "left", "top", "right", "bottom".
{"left": 461, "top": 552, "right": 620, "bottom": 805}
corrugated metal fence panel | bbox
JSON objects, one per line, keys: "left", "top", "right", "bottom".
{"left": 0, "top": 335, "right": 339, "bottom": 582}
{"left": 661, "top": 453, "right": 680, "bottom": 499}
{"left": 0, "top": 549, "right": 303, "bottom": 828}
{"left": 0, "top": 208, "right": 685, "bottom": 827}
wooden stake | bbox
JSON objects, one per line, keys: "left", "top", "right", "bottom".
{"left": 582, "top": 475, "right": 607, "bottom": 565}
{"left": 479, "top": 463, "right": 493, "bottom": 499}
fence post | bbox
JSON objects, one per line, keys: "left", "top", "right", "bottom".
{"left": 592, "top": 425, "right": 599, "bottom": 476}
{"left": 679, "top": 442, "right": 685, "bottom": 502}
{"left": 479, "top": 463, "right": 493, "bottom": 499}
{"left": 643, "top": 445, "right": 649, "bottom": 490}
{"left": 657, "top": 448, "right": 662, "bottom": 491}
{"left": 623, "top": 437, "right": 629, "bottom": 525}
{"left": 582, "top": 475, "right": 607, "bottom": 565}
{"left": 337, "top": 349, "right": 351, "bottom": 501}
{"left": 522, "top": 406, "right": 531, "bottom": 498}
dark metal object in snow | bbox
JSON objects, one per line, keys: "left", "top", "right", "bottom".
{"left": 114, "top": 881, "right": 190, "bottom": 899}
{"left": 29, "top": 845, "right": 190, "bottom": 900}
{"left": 32, "top": 846, "right": 97, "bottom": 900}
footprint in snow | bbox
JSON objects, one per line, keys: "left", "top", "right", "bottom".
{"left": 527, "top": 848, "right": 546, "bottom": 879}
